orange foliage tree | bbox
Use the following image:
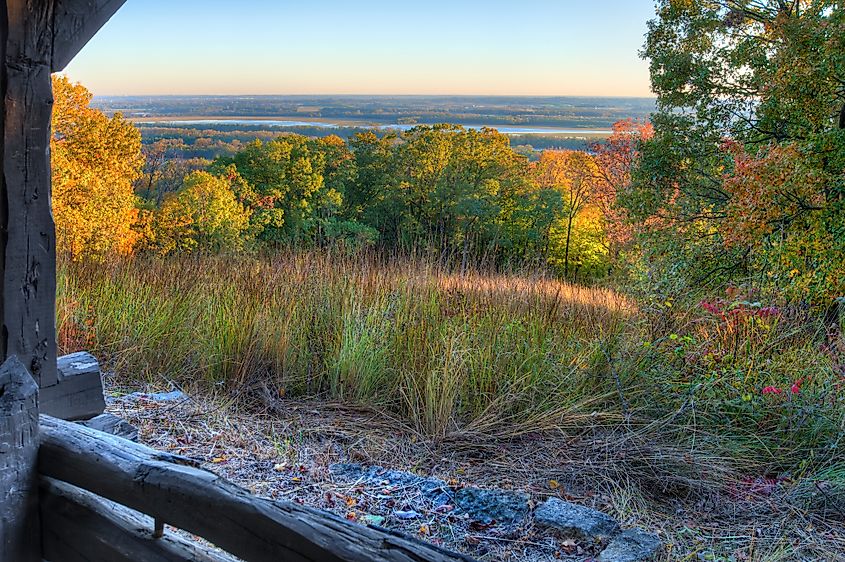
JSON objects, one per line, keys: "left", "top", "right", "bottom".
{"left": 535, "top": 150, "right": 604, "bottom": 279}
{"left": 51, "top": 75, "right": 144, "bottom": 259}
{"left": 590, "top": 119, "right": 653, "bottom": 256}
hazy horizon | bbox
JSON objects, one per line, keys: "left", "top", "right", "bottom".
{"left": 91, "top": 93, "right": 657, "bottom": 99}
{"left": 64, "top": 0, "right": 656, "bottom": 97}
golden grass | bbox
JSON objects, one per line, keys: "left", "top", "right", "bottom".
{"left": 57, "top": 250, "right": 845, "bottom": 561}
{"left": 58, "top": 250, "right": 844, "bottom": 472}
{"left": 58, "top": 251, "right": 636, "bottom": 437}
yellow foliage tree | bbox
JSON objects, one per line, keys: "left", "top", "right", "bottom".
{"left": 535, "top": 150, "right": 605, "bottom": 279}
{"left": 151, "top": 171, "right": 252, "bottom": 255}
{"left": 51, "top": 75, "right": 144, "bottom": 259}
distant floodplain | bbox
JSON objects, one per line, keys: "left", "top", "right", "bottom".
{"left": 136, "top": 118, "right": 613, "bottom": 136}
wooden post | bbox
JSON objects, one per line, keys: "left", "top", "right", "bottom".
{"left": 0, "top": 0, "right": 8, "bottom": 375}
{"left": 0, "top": 356, "right": 40, "bottom": 562}
{"left": 1, "top": 1, "right": 124, "bottom": 557}
{"left": 3, "top": 0, "right": 60, "bottom": 390}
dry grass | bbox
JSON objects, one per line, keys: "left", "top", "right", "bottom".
{"left": 59, "top": 251, "right": 637, "bottom": 439}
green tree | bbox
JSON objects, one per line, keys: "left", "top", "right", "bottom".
{"left": 348, "top": 132, "right": 405, "bottom": 245}
{"left": 309, "top": 135, "right": 357, "bottom": 245}
{"left": 216, "top": 137, "right": 324, "bottom": 242}
{"left": 395, "top": 125, "right": 528, "bottom": 262}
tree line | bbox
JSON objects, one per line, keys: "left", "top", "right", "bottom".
{"left": 52, "top": 75, "right": 644, "bottom": 281}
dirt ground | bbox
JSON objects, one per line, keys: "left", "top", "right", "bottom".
{"left": 106, "top": 385, "right": 845, "bottom": 562}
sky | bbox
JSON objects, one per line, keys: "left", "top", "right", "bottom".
{"left": 63, "top": 0, "right": 657, "bottom": 97}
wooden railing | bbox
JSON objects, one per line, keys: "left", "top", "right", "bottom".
{"left": 38, "top": 416, "right": 474, "bottom": 562}
{"left": 1, "top": 358, "right": 474, "bottom": 562}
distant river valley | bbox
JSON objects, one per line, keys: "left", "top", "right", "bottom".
{"left": 137, "top": 118, "right": 612, "bottom": 136}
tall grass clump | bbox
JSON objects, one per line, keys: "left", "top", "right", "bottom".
{"left": 58, "top": 252, "right": 636, "bottom": 437}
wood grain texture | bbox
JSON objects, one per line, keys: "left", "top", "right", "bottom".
{"left": 40, "top": 477, "right": 239, "bottom": 562}
{"left": 50, "top": 0, "right": 127, "bottom": 71}
{"left": 0, "top": 356, "right": 40, "bottom": 562}
{"left": 40, "top": 352, "right": 105, "bottom": 420}
{"left": 80, "top": 413, "right": 138, "bottom": 441}
{"left": 3, "top": 0, "right": 127, "bottom": 388}
{"left": 0, "top": 1, "right": 7, "bottom": 364}
{"left": 3, "top": 0, "right": 59, "bottom": 389}
{"left": 39, "top": 416, "right": 477, "bottom": 562}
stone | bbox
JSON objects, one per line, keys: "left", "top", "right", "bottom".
{"left": 329, "top": 463, "right": 531, "bottom": 525}
{"left": 329, "top": 463, "right": 451, "bottom": 506}
{"left": 122, "top": 390, "right": 188, "bottom": 403}
{"left": 393, "top": 510, "right": 422, "bottom": 520}
{"left": 40, "top": 352, "right": 106, "bottom": 421}
{"left": 453, "top": 487, "right": 530, "bottom": 525}
{"left": 598, "top": 529, "right": 662, "bottom": 562}
{"left": 534, "top": 498, "right": 620, "bottom": 541}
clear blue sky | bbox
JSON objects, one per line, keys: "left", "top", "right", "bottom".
{"left": 63, "top": 0, "right": 657, "bottom": 97}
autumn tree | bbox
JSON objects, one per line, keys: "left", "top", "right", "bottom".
{"left": 631, "top": 0, "right": 845, "bottom": 306}
{"left": 51, "top": 75, "right": 144, "bottom": 259}
{"left": 590, "top": 119, "right": 653, "bottom": 258}
{"left": 535, "top": 150, "right": 602, "bottom": 279}
{"left": 135, "top": 139, "right": 210, "bottom": 205}
{"left": 151, "top": 171, "right": 251, "bottom": 255}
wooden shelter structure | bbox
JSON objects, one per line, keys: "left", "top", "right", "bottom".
{"left": 0, "top": 2, "right": 474, "bottom": 560}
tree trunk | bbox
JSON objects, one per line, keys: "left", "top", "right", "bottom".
{"left": 564, "top": 213, "right": 574, "bottom": 280}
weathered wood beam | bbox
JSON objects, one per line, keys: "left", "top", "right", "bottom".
{"left": 3, "top": 0, "right": 59, "bottom": 389}
{"left": 0, "top": 1, "right": 6, "bottom": 366}
{"left": 81, "top": 412, "right": 138, "bottom": 441}
{"left": 0, "top": 356, "right": 40, "bottom": 562}
{"left": 39, "top": 416, "right": 476, "bottom": 562}
{"left": 51, "top": 0, "right": 127, "bottom": 71}
{"left": 40, "top": 477, "right": 239, "bottom": 562}
{"left": 40, "top": 351, "right": 106, "bottom": 420}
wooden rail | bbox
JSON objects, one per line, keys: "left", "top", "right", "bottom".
{"left": 38, "top": 416, "right": 476, "bottom": 562}
{"left": 40, "top": 478, "right": 240, "bottom": 562}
